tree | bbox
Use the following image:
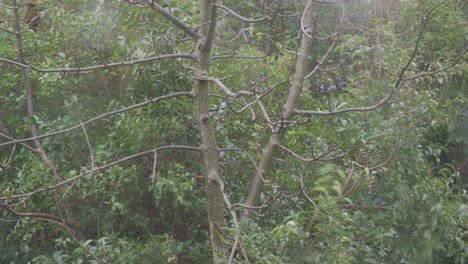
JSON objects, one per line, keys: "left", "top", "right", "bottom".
{"left": 0, "top": 0, "right": 466, "bottom": 263}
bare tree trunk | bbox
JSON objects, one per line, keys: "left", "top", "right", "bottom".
{"left": 243, "top": 0, "right": 317, "bottom": 217}
{"left": 12, "top": 0, "right": 84, "bottom": 240}
{"left": 193, "top": 0, "right": 226, "bottom": 261}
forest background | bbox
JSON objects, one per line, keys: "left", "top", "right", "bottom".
{"left": 0, "top": 0, "right": 466, "bottom": 263}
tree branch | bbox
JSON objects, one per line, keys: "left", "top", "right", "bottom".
{"left": 147, "top": 1, "right": 201, "bottom": 39}
{"left": 394, "top": 0, "right": 449, "bottom": 89}
{"left": 295, "top": 95, "right": 390, "bottom": 116}
{"left": 0, "top": 3, "right": 15, "bottom": 9}
{"left": 215, "top": 3, "right": 271, "bottom": 23}
{"left": 0, "top": 202, "right": 62, "bottom": 222}
{"left": 403, "top": 48, "right": 467, "bottom": 81}
{"left": 0, "top": 145, "right": 201, "bottom": 201}
{"left": 0, "top": 91, "right": 193, "bottom": 148}
{"left": 212, "top": 54, "right": 267, "bottom": 60}
{"left": 0, "top": 54, "right": 195, "bottom": 72}
{"left": 0, "top": 27, "right": 18, "bottom": 35}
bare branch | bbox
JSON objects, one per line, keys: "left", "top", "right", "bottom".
{"left": 403, "top": 48, "right": 467, "bottom": 80}
{"left": 341, "top": 204, "right": 392, "bottom": 211}
{"left": 305, "top": 33, "right": 340, "bottom": 79}
{"left": 298, "top": 0, "right": 451, "bottom": 117}
{"left": 0, "top": 27, "right": 17, "bottom": 35}
{"left": 0, "top": 54, "right": 195, "bottom": 73}
{"left": 394, "top": 0, "right": 450, "bottom": 89}
{"left": 0, "top": 143, "right": 16, "bottom": 168}
{"left": 231, "top": 78, "right": 289, "bottom": 115}
{"left": 318, "top": 0, "right": 342, "bottom": 4}
{"left": 0, "top": 145, "right": 201, "bottom": 201}
{"left": 300, "top": 0, "right": 315, "bottom": 39}
{"left": 202, "top": 76, "right": 252, "bottom": 97}
{"left": 199, "top": 0, "right": 218, "bottom": 52}
{"left": 0, "top": 131, "right": 37, "bottom": 152}
{"left": 257, "top": 99, "right": 275, "bottom": 132}
{"left": 221, "top": 147, "right": 281, "bottom": 189}
{"left": 214, "top": 21, "right": 245, "bottom": 44}
{"left": 63, "top": 122, "right": 95, "bottom": 199}
{"left": 277, "top": 144, "right": 344, "bottom": 162}
{"left": 147, "top": 1, "right": 201, "bottom": 39}
{"left": 212, "top": 54, "right": 267, "bottom": 60}
{"left": 313, "top": 0, "right": 345, "bottom": 41}
{"left": 0, "top": 3, "right": 15, "bottom": 9}
{"left": 215, "top": 3, "right": 271, "bottom": 23}
{"left": 0, "top": 202, "right": 62, "bottom": 222}
{"left": 295, "top": 94, "right": 390, "bottom": 116}
{"left": 0, "top": 92, "right": 193, "bottom": 148}
{"left": 214, "top": 178, "right": 249, "bottom": 263}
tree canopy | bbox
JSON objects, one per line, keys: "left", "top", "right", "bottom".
{"left": 0, "top": 0, "right": 466, "bottom": 263}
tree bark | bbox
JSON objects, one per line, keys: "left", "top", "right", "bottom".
{"left": 193, "top": 0, "right": 226, "bottom": 261}
{"left": 243, "top": 0, "right": 317, "bottom": 217}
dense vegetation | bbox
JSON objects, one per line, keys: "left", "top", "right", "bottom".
{"left": 0, "top": 0, "right": 466, "bottom": 263}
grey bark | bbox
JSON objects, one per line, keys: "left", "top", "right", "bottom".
{"left": 243, "top": 0, "right": 317, "bottom": 217}
{"left": 193, "top": 0, "right": 226, "bottom": 261}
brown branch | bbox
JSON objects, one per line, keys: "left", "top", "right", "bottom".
{"left": 212, "top": 54, "right": 267, "bottom": 60}
{"left": 215, "top": 179, "right": 249, "bottom": 264}
{"left": 0, "top": 145, "right": 201, "bottom": 202}
{"left": 220, "top": 147, "right": 279, "bottom": 188}
{"left": 0, "top": 91, "right": 193, "bottom": 148}
{"left": 202, "top": 76, "right": 252, "bottom": 97}
{"left": 305, "top": 33, "right": 340, "bottom": 79}
{"left": 147, "top": 1, "right": 201, "bottom": 39}
{"left": 214, "top": 21, "right": 245, "bottom": 44}
{"left": 313, "top": 0, "right": 345, "bottom": 41}
{"left": 0, "top": 131, "right": 37, "bottom": 152}
{"left": 277, "top": 143, "right": 344, "bottom": 162}
{"left": 403, "top": 48, "right": 467, "bottom": 81}
{"left": 200, "top": 0, "right": 218, "bottom": 52}
{"left": 0, "top": 54, "right": 195, "bottom": 72}
{"left": 229, "top": 79, "right": 290, "bottom": 117}
{"left": 215, "top": 3, "right": 271, "bottom": 23}
{"left": 0, "top": 202, "right": 62, "bottom": 222}
{"left": 368, "top": 131, "right": 401, "bottom": 170}
{"left": 0, "top": 142, "right": 16, "bottom": 168}
{"left": 394, "top": 0, "right": 449, "bottom": 90}
{"left": 341, "top": 204, "right": 392, "bottom": 211}
{"left": 0, "top": 3, "right": 15, "bottom": 9}
{"left": 297, "top": 0, "right": 451, "bottom": 117}
{"left": 300, "top": 0, "right": 315, "bottom": 39}
{"left": 318, "top": 0, "right": 342, "bottom": 3}
{"left": 295, "top": 95, "right": 390, "bottom": 116}
{"left": 0, "top": 27, "right": 18, "bottom": 35}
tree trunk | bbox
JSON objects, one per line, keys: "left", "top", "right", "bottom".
{"left": 193, "top": 0, "right": 226, "bottom": 261}
{"left": 243, "top": 0, "right": 317, "bottom": 217}
{"left": 12, "top": 0, "right": 84, "bottom": 240}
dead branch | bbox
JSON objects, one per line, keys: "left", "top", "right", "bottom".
{"left": 0, "top": 54, "right": 195, "bottom": 73}
{"left": 0, "top": 145, "right": 201, "bottom": 202}
{"left": 147, "top": 1, "right": 201, "bottom": 39}
{"left": 215, "top": 3, "right": 271, "bottom": 23}
{"left": 0, "top": 91, "right": 193, "bottom": 148}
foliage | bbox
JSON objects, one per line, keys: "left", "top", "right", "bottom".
{"left": 0, "top": 0, "right": 466, "bottom": 263}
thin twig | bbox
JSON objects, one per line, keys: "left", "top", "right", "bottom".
{"left": 403, "top": 48, "right": 467, "bottom": 80}
{"left": 0, "top": 54, "right": 195, "bottom": 73}
{"left": 215, "top": 3, "right": 271, "bottom": 23}
{"left": 0, "top": 145, "right": 201, "bottom": 201}
{"left": 0, "top": 91, "right": 193, "bottom": 148}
